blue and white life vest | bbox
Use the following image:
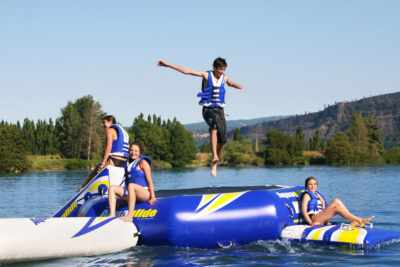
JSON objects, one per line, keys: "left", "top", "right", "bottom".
{"left": 197, "top": 71, "right": 226, "bottom": 108}
{"left": 125, "top": 156, "right": 152, "bottom": 188}
{"left": 109, "top": 124, "right": 129, "bottom": 158}
{"left": 303, "top": 190, "right": 324, "bottom": 214}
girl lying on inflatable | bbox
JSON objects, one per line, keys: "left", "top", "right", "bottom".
{"left": 301, "top": 176, "right": 374, "bottom": 227}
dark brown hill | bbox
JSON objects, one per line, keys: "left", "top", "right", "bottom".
{"left": 231, "top": 92, "right": 400, "bottom": 149}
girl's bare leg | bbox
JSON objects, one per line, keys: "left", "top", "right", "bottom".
{"left": 312, "top": 199, "right": 374, "bottom": 226}
{"left": 120, "top": 184, "right": 151, "bottom": 222}
{"left": 108, "top": 185, "right": 118, "bottom": 217}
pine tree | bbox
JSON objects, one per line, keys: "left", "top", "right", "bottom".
{"left": 0, "top": 125, "right": 31, "bottom": 172}
{"left": 325, "top": 132, "right": 353, "bottom": 164}
{"left": 233, "top": 128, "right": 243, "bottom": 142}
{"left": 347, "top": 112, "right": 369, "bottom": 155}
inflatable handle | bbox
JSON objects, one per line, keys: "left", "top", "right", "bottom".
{"left": 84, "top": 192, "right": 92, "bottom": 201}
{"left": 98, "top": 184, "right": 108, "bottom": 195}
{"left": 340, "top": 223, "right": 354, "bottom": 231}
{"left": 217, "top": 242, "right": 235, "bottom": 248}
{"left": 286, "top": 204, "right": 294, "bottom": 218}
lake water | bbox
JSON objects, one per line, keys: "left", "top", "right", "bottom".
{"left": 1, "top": 165, "right": 400, "bottom": 266}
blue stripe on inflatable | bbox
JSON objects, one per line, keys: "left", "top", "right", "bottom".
{"left": 323, "top": 225, "right": 339, "bottom": 243}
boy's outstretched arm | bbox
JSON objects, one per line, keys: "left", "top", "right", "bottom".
{"left": 226, "top": 78, "right": 243, "bottom": 90}
{"left": 157, "top": 60, "right": 207, "bottom": 79}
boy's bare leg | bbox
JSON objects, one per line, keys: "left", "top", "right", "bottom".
{"left": 210, "top": 129, "right": 219, "bottom": 177}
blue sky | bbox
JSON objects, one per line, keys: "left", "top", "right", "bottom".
{"left": 1, "top": 0, "right": 399, "bottom": 126}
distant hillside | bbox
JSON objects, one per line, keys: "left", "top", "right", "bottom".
{"left": 184, "top": 116, "right": 288, "bottom": 148}
{"left": 184, "top": 116, "right": 288, "bottom": 133}
{"left": 230, "top": 92, "right": 400, "bottom": 149}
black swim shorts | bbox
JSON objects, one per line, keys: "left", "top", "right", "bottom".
{"left": 202, "top": 107, "right": 227, "bottom": 144}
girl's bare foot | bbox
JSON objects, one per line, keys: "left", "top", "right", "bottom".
{"left": 351, "top": 216, "right": 374, "bottom": 227}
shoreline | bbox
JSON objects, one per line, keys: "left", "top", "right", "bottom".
{"left": 9, "top": 152, "right": 393, "bottom": 174}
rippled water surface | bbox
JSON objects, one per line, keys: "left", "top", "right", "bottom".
{"left": 1, "top": 165, "right": 400, "bottom": 266}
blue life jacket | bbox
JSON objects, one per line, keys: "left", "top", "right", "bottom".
{"left": 197, "top": 71, "right": 226, "bottom": 108}
{"left": 302, "top": 190, "right": 324, "bottom": 214}
{"left": 125, "top": 156, "right": 152, "bottom": 188}
{"left": 109, "top": 124, "right": 129, "bottom": 158}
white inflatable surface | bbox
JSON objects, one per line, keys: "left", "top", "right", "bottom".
{"left": 0, "top": 217, "right": 138, "bottom": 263}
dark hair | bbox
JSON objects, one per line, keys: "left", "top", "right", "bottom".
{"left": 305, "top": 176, "right": 317, "bottom": 188}
{"left": 213, "top": 57, "right": 227, "bottom": 69}
{"left": 130, "top": 142, "right": 144, "bottom": 156}
{"left": 102, "top": 115, "right": 116, "bottom": 124}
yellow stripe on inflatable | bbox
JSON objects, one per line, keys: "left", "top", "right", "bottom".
{"left": 311, "top": 228, "right": 324, "bottom": 240}
{"left": 205, "top": 192, "right": 243, "bottom": 212}
{"left": 195, "top": 194, "right": 218, "bottom": 211}
{"left": 337, "top": 227, "right": 360, "bottom": 244}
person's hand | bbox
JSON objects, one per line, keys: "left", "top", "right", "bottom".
{"left": 148, "top": 198, "right": 157, "bottom": 205}
{"left": 314, "top": 222, "right": 321, "bottom": 226}
{"left": 97, "top": 162, "right": 105, "bottom": 171}
{"left": 157, "top": 60, "right": 167, "bottom": 67}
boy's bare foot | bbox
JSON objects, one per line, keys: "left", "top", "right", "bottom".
{"left": 119, "top": 216, "right": 133, "bottom": 222}
{"left": 211, "top": 163, "right": 217, "bottom": 177}
{"left": 211, "top": 157, "right": 219, "bottom": 177}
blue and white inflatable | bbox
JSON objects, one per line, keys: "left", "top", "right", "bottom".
{"left": 1, "top": 166, "right": 400, "bottom": 263}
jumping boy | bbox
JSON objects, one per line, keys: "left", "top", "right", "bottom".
{"left": 157, "top": 58, "right": 243, "bottom": 176}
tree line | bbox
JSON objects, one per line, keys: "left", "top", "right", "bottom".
{"left": 262, "top": 112, "right": 400, "bottom": 165}
{"left": 0, "top": 95, "right": 196, "bottom": 173}
{"left": 2, "top": 95, "right": 400, "bottom": 173}
{"left": 200, "top": 112, "right": 400, "bottom": 166}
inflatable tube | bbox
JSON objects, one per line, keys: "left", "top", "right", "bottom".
{"left": 77, "top": 185, "right": 400, "bottom": 249}
{"left": 0, "top": 217, "right": 138, "bottom": 263}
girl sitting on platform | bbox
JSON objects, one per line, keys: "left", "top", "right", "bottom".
{"left": 108, "top": 143, "right": 156, "bottom": 222}
{"left": 301, "top": 176, "right": 374, "bottom": 227}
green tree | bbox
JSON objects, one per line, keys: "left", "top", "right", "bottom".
{"left": 129, "top": 114, "right": 196, "bottom": 166}
{"left": 130, "top": 114, "right": 171, "bottom": 161}
{"left": 224, "top": 139, "right": 253, "bottom": 165}
{"left": 200, "top": 142, "right": 211, "bottom": 153}
{"left": 21, "top": 118, "right": 36, "bottom": 154}
{"left": 262, "top": 129, "right": 295, "bottom": 165}
{"left": 56, "top": 95, "right": 104, "bottom": 159}
{"left": 167, "top": 119, "right": 196, "bottom": 167}
{"left": 309, "top": 129, "right": 321, "bottom": 151}
{"left": 366, "top": 115, "right": 383, "bottom": 157}
{"left": 325, "top": 132, "right": 353, "bottom": 164}
{"left": 383, "top": 146, "right": 400, "bottom": 163}
{"left": 347, "top": 112, "right": 369, "bottom": 155}
{"left": 346, "top": 112, "right": 383, "bottom": 163}
{"left": 294, "top": 126, "right": 306, "bottom": 156}
{"left": 233, "top": 128, "right": 243, "bottom": 142}
{"left": 0, "top": 125, "right": 31, "bottom": 172}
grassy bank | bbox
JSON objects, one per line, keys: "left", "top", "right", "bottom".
{"left": 28, "top": 155, "right": 98, "bottom": 172}
{"left": 27, "top": 153, "right": 266, "bottom": 172}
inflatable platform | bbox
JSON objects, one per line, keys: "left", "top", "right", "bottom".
{"left": 1, "top": 166, "right": 400, "bottom": 263}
